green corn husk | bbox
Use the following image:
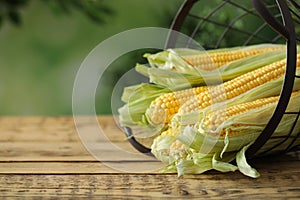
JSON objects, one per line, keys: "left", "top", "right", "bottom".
{"left": 151, "top": 91, "right": 300, "bottom": 178}
{"left": 137, "top": 44, "right": 286, "bottom": 89}
{"left": 118, "top": 83, "right": 171, "bottom": 127}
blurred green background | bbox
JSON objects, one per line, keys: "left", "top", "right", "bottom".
{"left": 0, "top": 0, "right": 293, "bottom": 116}
{"left": 0, "top": 0, "right": 182, "bottom": 115}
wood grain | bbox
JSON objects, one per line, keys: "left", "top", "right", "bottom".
{"left": 0, "top": 116, "right": 299, "bottom": 198}
{"left": 0, "top": 173, "right": 299, "bottom": 199}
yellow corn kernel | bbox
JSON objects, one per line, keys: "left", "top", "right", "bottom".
{"left": 170, "top": 139, "right": 186, "bottom": 152}
{"left": 146, "top": 86, "right": 208, "bottom": 125}
{"left": 202, "top": 90, "right": 300, "bottom": 137}
{"left": 179, "top": 54, "right": 300, "bottom": 115}
{"left": 182, "top": 46, "right": 285, "bottom": 71}
{"left": 159, "top": 128, "right": 175, "bottom": 137}
{"left": 204, "top": 96, "right": 279, "bottom": 132}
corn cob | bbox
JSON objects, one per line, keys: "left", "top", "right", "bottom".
{"left": 179, "top": 54, "right": 300, "bottom": 114}
{"left": 138, "top": 45, "right": 286, "bottom": 91}
{"left": 160, "top": 129, "right": 185, "bottom": 151}
{"left": 146, "top": 54, "right": 300, "bottom": 126}
{"left": 182, "top": 46, "right": 285, "bottom": 71}
{"left": 150, "top": 128, "right": 176, "bottom": 162}
{"left": 154, "top": 128, "right": 178, "bottom": 143}
{"left": 204, "top": 95, "right": 279, "bottom": 136}
{"left": 150, "top": 128, "right": 187, "bottom": 163}
{"left": 203, "top": 89, "right": 300, "bottom": 137}
{"left": 146, "top": 86, "right": 208, "bottom": 125}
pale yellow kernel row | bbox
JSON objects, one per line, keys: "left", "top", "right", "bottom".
{"left": 182, "top": 46, "right": 285, "bottom": 71}
{"left": 146, "top": 86, "right": 208, "bottom": 125}
{"left": 179, "top": 54, "right": 300, "bottom": 115}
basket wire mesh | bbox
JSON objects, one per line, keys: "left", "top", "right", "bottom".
{"left": 124, "top": 0, "right": 300, "bottom": 158}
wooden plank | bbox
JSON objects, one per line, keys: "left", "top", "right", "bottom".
{"left": 0, "top": 150, "right": 299, "bottom": 174}
{"left": 0, "top": 173, "right": 299, "bottom": 199}
{"left": 0, "top": 161, "right": 163, "bottom": 174}
{"left": 0, "top": 158, "right": 299, "bottom": 174}
{"left": 1, "top": 142, "right": 299, "bottom": 162}
{"left": 0, "top": 116, "right": 127, "bottom": 143}
{"left": 0, "top": 142, "right": 92, "bottom": 161}
{"left": 0, "top": 142, "right": 154, "bottom": 161}
{"left": 0, "top": 116, "right": 152, "bottom": 161}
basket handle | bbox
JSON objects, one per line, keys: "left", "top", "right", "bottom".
{"left": 251, "top": 0, "right": 290, "bottom": 39}
{"left": 123, "top": 126, "right": 154, "bottom": 157}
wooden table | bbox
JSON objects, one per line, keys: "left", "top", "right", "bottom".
{"left": 1, "top": 116, "right": 299, "bottom": 199}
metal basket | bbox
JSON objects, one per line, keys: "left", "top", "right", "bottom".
{"left": 124, "top": 0, "right": 300, "bottom": 158}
